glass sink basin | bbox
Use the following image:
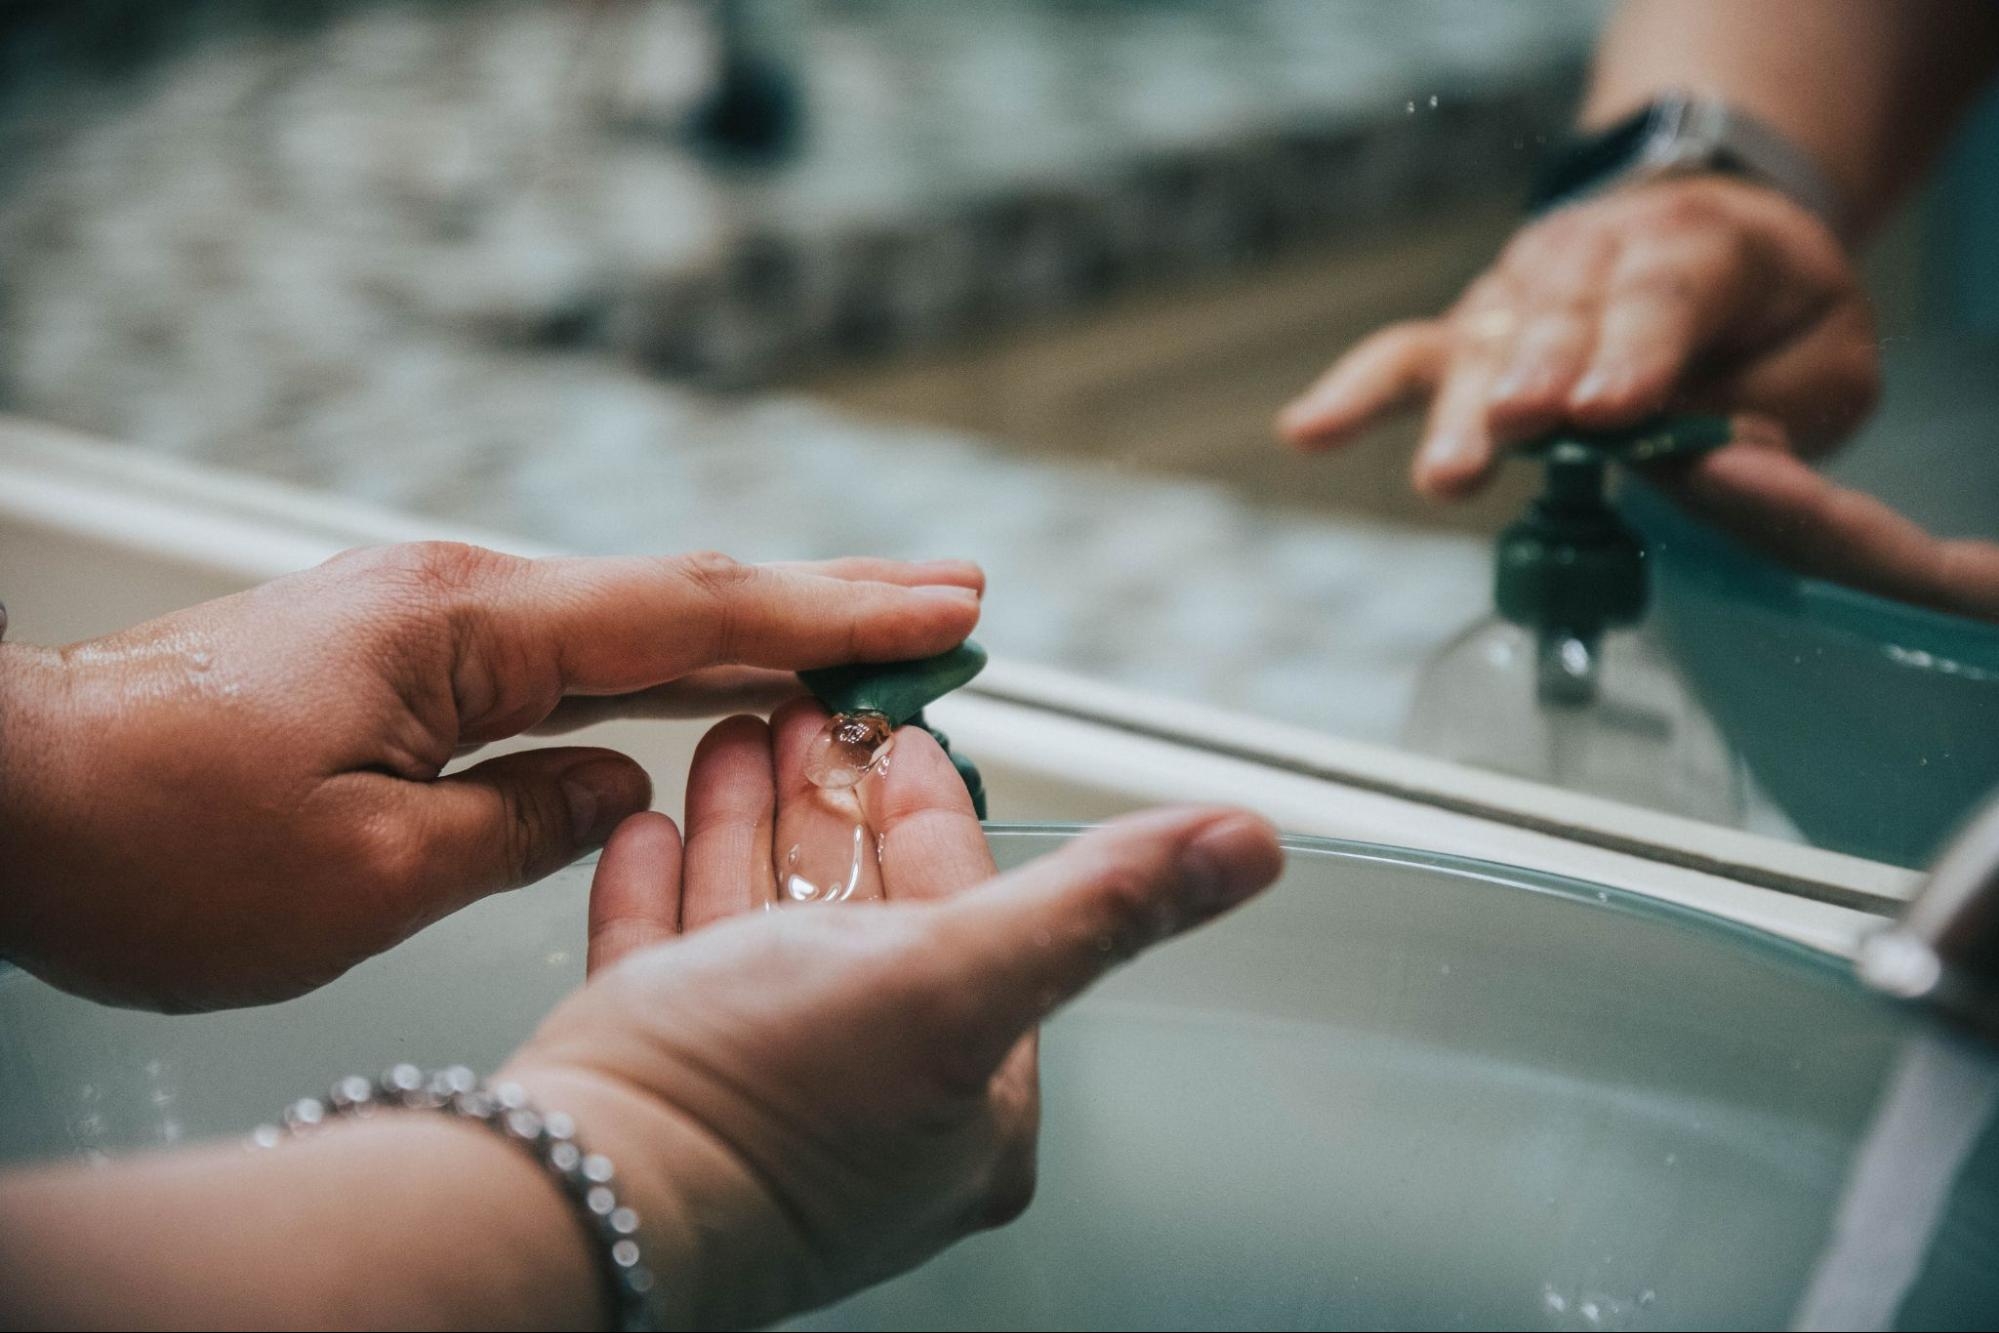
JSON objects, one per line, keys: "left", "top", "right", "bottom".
{"left": 1622, "top": 481, "right": 1999, "bottom": 868}
{"left": 3, "top": 828, "right": 1997, "bottom": 1329}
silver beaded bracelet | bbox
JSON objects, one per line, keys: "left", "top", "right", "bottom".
{"left": 251, "top": 1064, "right": 661, "bottom": 1331}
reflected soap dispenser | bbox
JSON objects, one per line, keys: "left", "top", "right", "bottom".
{"left": 1403, "top": 418, "right": 1746, "bottom": 824}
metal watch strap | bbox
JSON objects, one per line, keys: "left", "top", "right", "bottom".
{"left": 1530, "top": 90, "right": 1847, "bottom": 239}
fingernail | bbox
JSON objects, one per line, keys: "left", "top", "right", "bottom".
{"left": 1277, "top": 391, "right": 1335, "bottom": 433}
{"left": 1423, "top": 433, "right": 1475, "bottom": 468}
{"left": 1177, "top": 815, "right": 1283, "bottom": 911}
{"left": 915, "top": 560, "right": 982, "bottom": 581}
{"left": 562, "top": 758, "right": 642, "bottom": 846}
{"left": 1489, "top": 367, "right": 1533, "bottom": 403}
{"left": 1571, "top": 368, "right": 1613, "bottom": 404}
{"left": 915, "top": 584, "right": 981, "bottom": 603}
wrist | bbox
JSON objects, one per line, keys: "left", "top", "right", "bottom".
{"left": 506, "top": 1062, "right": 805, "bottom": 1330}
{"left": 345, "top": 1111, "right": 615, "bottom": 1329}
{"left": 255, "top": 1119, "right": 615, "bottom": 1333}
{"left": 1610, "top": 170, "right": 1843, "bottom": 240}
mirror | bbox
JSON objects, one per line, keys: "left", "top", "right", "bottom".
{"left": 1, "top": 0, "right": 1994, "bottom": 876}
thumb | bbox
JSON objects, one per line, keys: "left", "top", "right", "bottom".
{"left": 413, "top": 746, "right": 653, "bottom": 904}
{"left": 1672, "top": 447, "right": 1999, "bottom": 622}
{"left": 925, "top": 807, "right": 1283, "bottom": 1078}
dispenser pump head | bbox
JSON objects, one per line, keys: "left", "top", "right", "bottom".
{"left": 1494, "top": 416, "right": 1731, "bottom": 705}
{"left": 1495, "top": 416, "right": 1733, "bottom": 639}
{"left": 798, "top": 640, "right": 988, "bottom": 728}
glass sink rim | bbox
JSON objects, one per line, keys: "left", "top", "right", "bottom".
{"left": 985, "top": 821, "right": 1862, "bottom": 986}
{"left": 529, "top": 820, "right": 1864, "bottom": 987}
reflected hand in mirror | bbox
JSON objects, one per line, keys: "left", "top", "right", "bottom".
{"left": 1276, "top": 176, "right": 1878, "bottom": 498}
{"left": 1665, "top": 431, "right": 1999, "bottom": 623}
{"left": 0, "top": 543, "right": 983, "bottom": 1010}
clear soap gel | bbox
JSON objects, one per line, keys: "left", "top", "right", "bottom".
{"left": 774, "top": 711, "right": 896, "bottom": 904}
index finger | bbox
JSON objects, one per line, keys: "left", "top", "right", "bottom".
{"left": 1277, "top": 321, "right": 1447, "bottom": 452}
{"left": 436, "top": 548, "right": 981, "bottom": 729}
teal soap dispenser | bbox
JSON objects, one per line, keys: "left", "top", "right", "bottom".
{"left": 1402, "top": 418, "right": 1746, "bottom": 824}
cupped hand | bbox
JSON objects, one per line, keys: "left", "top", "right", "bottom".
{"left": 505, "top": 701, "right": 1285, "bottom": 1328}
{"left": 1278, "top": 176, "right": 1879, "bottom": 498}
{"left": 0, "top": 545, "right": 982, "bottom": 1009}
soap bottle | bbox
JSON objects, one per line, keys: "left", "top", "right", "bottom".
{"left": 1402, "top": 419, "right": 1746, "bottom": 825}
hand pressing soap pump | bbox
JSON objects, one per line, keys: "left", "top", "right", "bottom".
{"left": 1403, "top": 417, "right": 1746, "bottom": 825}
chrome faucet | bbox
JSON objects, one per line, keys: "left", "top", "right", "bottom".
{"left": 1859, "top": 793, "right": 1999, "bottom": 1032}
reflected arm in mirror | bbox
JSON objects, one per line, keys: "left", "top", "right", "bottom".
{"left": 1587, "top": 0, "right": 1999, "bottom": 237}
{"left": 1277, "top": 0, "right": 1999, "bottom": 499}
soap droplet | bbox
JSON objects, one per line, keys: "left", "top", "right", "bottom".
{"left": 803, "top": 712, "right": 895, "bottom": 790}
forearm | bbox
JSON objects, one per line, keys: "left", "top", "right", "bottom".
{"left": 0, "top": 1064, "right": 780, "bottom": 1330}
{"left": 0, "top": 1115, "right": 606, "bottom": 1330}
{"left": 1584, "top": 0, "right": 1999, "bottom": 238}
